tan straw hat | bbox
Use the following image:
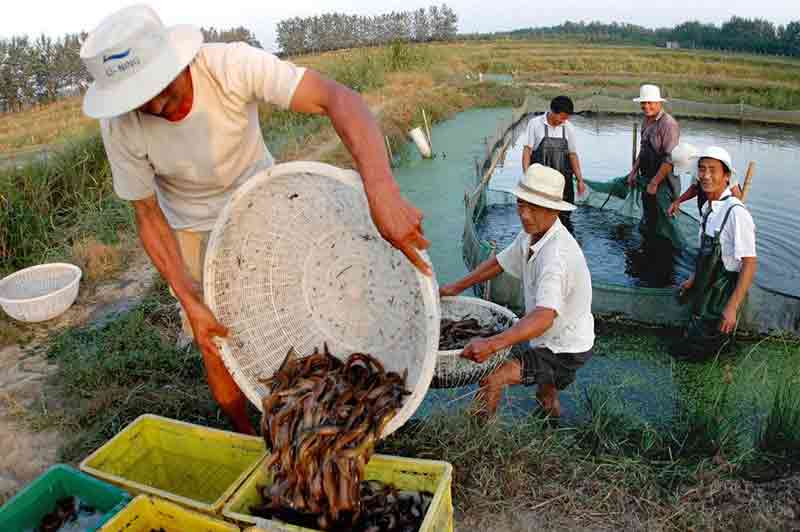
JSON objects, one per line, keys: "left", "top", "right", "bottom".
{"left": 633, "top": 84, "right": 667, "bottom": 103}
{"left": 510, "top": 164, "right": 575, "bottom": 212}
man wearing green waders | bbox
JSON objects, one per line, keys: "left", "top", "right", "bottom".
{"left": 522, "top": 96, "right": 586, "bottom": 232}
{"left": 627, "top": 85, "right": 682, "bottom": 247}
{"left": 672, "top": 147, "right": 757, "bottom": 361}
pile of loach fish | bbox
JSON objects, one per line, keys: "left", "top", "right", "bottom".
{"left": 255, "top": 345, "right": 429, "bottom": 531}
{"left": 438, "top": 317, "right": 503, "bottom": 351}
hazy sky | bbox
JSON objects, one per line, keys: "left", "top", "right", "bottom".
{"left": 3, "top": 0, "right": 798, "bottom": 51}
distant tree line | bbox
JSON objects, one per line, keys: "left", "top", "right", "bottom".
{"left": 0, "top": 33, "right": 87, "bottom": 112}
{"left": 463, "top": 17, "right": 800, "bottom": 57}
{"left": 200, "top": 26, "right": 262, "bottom": 49}
{"left": 276, "top": 4, "right": 458, "bottom": 56}
{"left": 0, "top": 27, "right": 261, "bottom": 113}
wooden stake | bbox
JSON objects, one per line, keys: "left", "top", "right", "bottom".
{"left": 385, "top": 136, "right": 393, "bottom": 163}
{"left": 422, "top": 108, "right": 432, "bottom": 147}
{"left": 741, "top": 161, "right": 755, "bottom": 203}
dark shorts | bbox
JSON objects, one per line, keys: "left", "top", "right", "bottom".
{"left": 512, "top": 345, "right": 593, "bottom": 390}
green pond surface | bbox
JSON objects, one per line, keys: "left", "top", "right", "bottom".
{"left": 395, "top": 108, "right": 798, "bottom": 442}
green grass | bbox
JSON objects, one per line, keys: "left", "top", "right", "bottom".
{"left": 755, "top": 365, "right": 800, "bottom": 465}
{"left": 0, "top": 315, "right": 27, "bottom": 348}
{"left": 33, "top": 278, "right": 244, "bottom": 462}
{"left": 378, "top": 410, "right": 729, "bottom": 530}
{"left": 18, "top": 291, "right": 799, "bottom": 528}
{"left": 0, "top": 132, "right": 131, "bottom": 276}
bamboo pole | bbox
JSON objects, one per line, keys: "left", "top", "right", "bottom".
{"left": 484, "top": 241, "right": 497, "bottom": 300}
{"left": 422, "top": 108, "right": 432, "bottom": 148}
{"left": 384, "top": 136, "right": 393, "bottom": 164}
{"left": 741, "top": 161, "right": 755, "bottom": 203}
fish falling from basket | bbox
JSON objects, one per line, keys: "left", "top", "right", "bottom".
{"left": 256, "top": 345, "right": 420, "bottom": 531}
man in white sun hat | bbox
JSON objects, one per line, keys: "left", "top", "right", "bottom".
{"left": 81, "top": 5, "right": 431, "bottom": 434}
{"left": 673, "top": 146, "right": 757, "bottom": 361}
{"left": 439, "top": 164, "right": 594, "bottom": 420}
{"left": 627, "top": 84, "right": 683, "bottom": 247}
{"left": 667, "top": 142, "right": 742, "bottom": 217}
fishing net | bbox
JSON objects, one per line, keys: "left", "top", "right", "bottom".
{"left": 462, "top": 95, "right": 800, "bottom": 337}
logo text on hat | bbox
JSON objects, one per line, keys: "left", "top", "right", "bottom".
{"left": 104, "top": 51, "right": 142, "bottom": 79}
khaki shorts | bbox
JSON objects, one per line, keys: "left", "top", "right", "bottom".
{"left": 169, "top": 229, "right": 210, "bottom": 339}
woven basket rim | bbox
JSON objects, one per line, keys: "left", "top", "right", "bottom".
{"left": 203, "top": 161, "right": 440, "bottom": 437}
{"left": 438, "top": 295, "right": 518, "bottom": 357}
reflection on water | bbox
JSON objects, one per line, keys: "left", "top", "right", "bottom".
{"left": 477, "top": 203, "right": 696, "bottom": 288}
{"left": 489, "top": 114, "right": 800, "bottom": 295}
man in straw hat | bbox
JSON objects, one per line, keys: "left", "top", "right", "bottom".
{"left": 440, "top": 164, "right": 594, "bottom": 420}
{"left": 672, "top": 147, "right": 756, "bottom": 361}
{"left": 80, "top": 5, "right": 431, "bottom": 434}
{"left": 627, "top": 84, "right": 683, "bottom": 248}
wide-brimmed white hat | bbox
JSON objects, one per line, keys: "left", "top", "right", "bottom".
{"left": 671, "top": 142, "right": 699, "bottom": 174}
{"left": 633, "top": 84, "right": 666, "bottom": 103}
{"left": 699, "top": 146, "right": 736, "bottom": 175}
{"left": 510, "top": 164, "right": 576, "bottom": 212}
{"left": 80, "top": 4, "right": 203, "bottom": 119}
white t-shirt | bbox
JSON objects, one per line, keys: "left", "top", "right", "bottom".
{"left": 100, "top": 43, "right": 307, "bottom": 231}
{"left": 496, "top": 219, "right": 594, "bottom": 353}
{"left": 699, "top": 191, "right": 757, "bottom": 272}
{"left": 523, "top": 113, "right": 578, "bottom": 153}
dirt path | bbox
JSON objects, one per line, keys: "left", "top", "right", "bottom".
{"left": 0, "top": 251, "right": 155, "bottom": 503}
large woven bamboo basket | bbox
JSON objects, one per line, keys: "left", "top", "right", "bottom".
{"left": 204, "top": 162, "right": 440, "bottom": 437}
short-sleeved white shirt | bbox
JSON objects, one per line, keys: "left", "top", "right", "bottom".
{"left": 699, "top": 190, "right": 757, "bottom": 273}
{"left": 100, "top": 42, "right": 307, "bottom": 230}
{"left": 523, "top": 113, "right": 578, "bottom": 153}
{"left": 496, "top": 219, "right": 594, "bottom": 353}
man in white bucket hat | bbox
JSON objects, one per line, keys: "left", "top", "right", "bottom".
{"left": 667, "top": 143, "right": 742, "bottom": 217}
{"left": 673, "top": 146, "right": 756, "bottom": 361}
{"left": 440, "top": 164, "right": 594, "bottom": 420}
{"left": 81, "top": 5, "right": 431, "bottom": 434}
{"left": 627, "top": 84, "right": 683, "bottom": 247}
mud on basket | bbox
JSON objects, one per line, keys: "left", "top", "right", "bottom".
{"left": 432, "top": 296, "right": 518, "bottom": 389}
{"left": 203, "top": 161, "right": 440, "bottom": 437}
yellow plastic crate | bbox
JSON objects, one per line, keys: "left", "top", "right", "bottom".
{"left": 80, "top": 414, "right": 266, "bottom": 514}
{"left": 100, "top": 495, "right": 241, "bottom": 531}
{"left": 224, "top": 454, "right": 453, "bottom": 532}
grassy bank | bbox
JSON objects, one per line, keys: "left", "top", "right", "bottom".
{"left": 18, "top": 290, "right": 800, "bottom": 528}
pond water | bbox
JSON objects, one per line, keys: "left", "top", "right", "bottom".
{"left": 488, "top": 114, "right": 800, "bottom": 296}
{"left": 393, "top": 108, "right": 798, "bottom": 432}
